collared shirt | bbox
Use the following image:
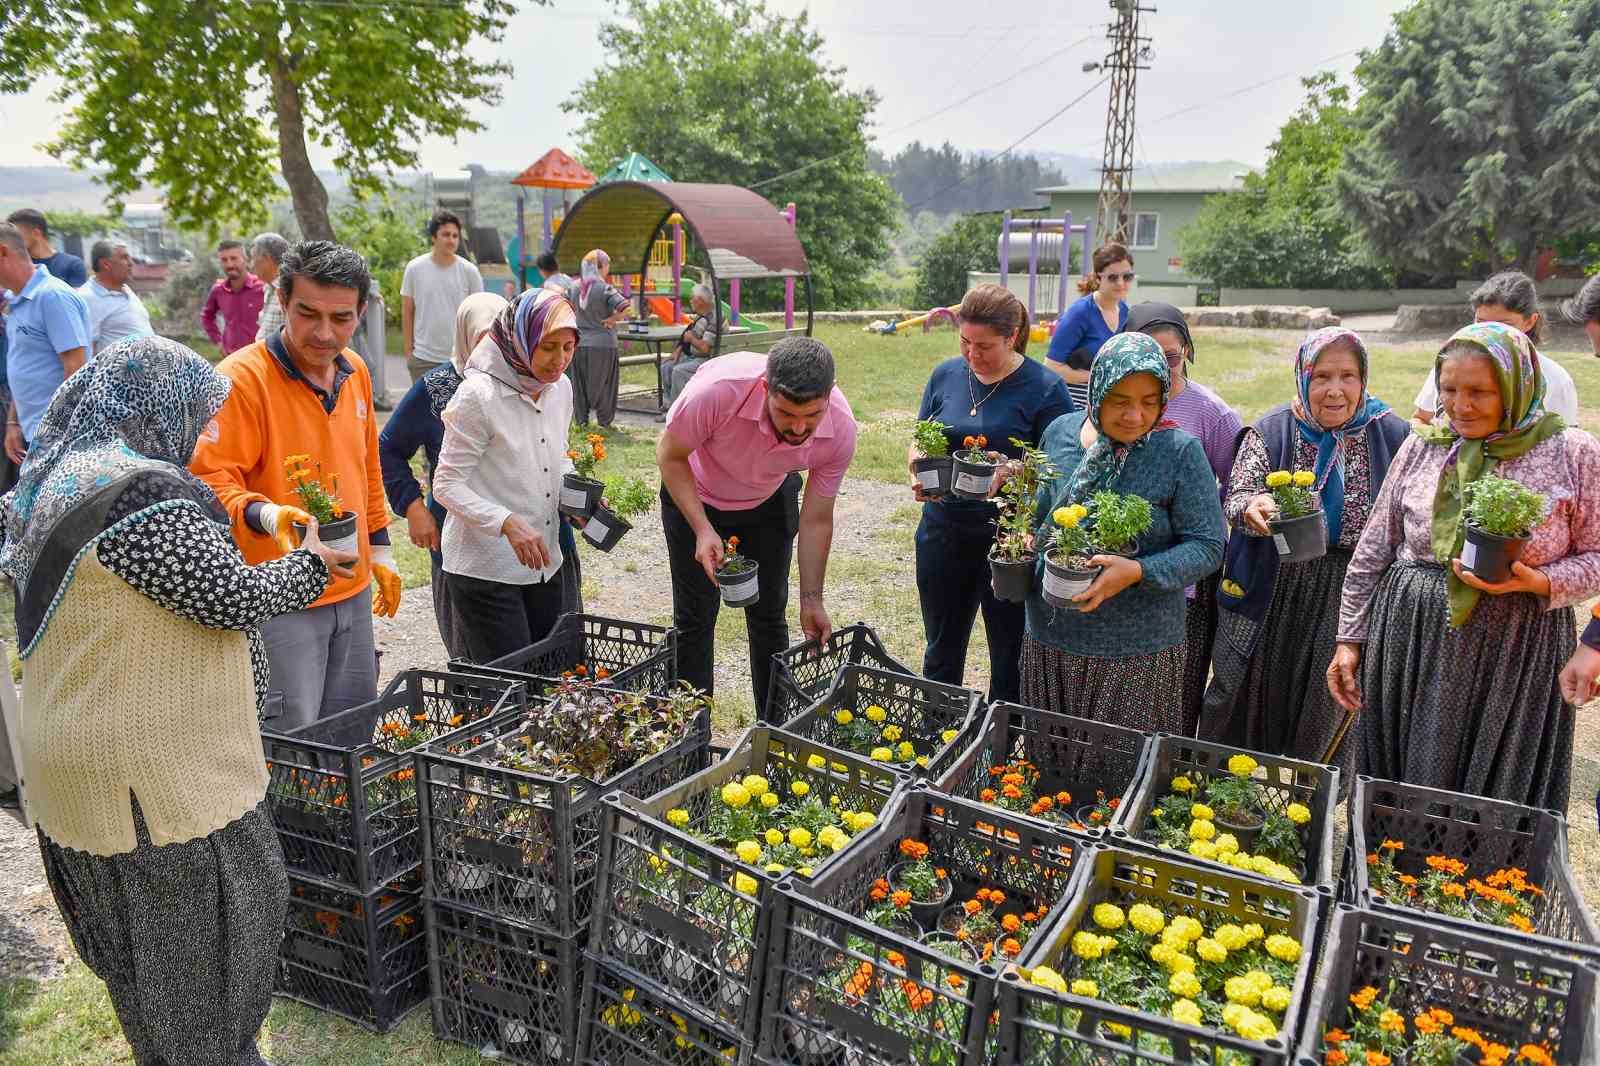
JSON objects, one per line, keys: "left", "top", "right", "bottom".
{"left": 200, "top": 273, "right": 266, "bottom": 354}
{"left": 434, "top": 342, "right": 574, "bottom": 585}
{"left": 4, "top": 265, "right": 90, "bottom": 439}
{"left": 255, "top": 277, "right": 284, "bottom": 343}
{"left": 79, "top": 278, "right": 154, "bottom": 354}
{"left": 34, "top": 251, "right": 87, "bottom": 289}
{"left": 666, "top": 351, "right": 857, "bottom": 511}
{"left": 266, "top": 328, "right": 353, "bottom": 414}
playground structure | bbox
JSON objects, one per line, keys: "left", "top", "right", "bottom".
{"left": 510, "top": 148, "right": 597, "bottom": 288}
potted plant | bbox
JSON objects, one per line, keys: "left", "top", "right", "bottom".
{"left": 1040, "top": 491, "right": 1152, "bottom": 610}
{"left": 950, "top": 434, "right": 997, "bottom": 500}
{"left": 911, "top": 418, "right": 955, "bottom": 497}
{"left": 1205, "top": 752, "right": 1267, "bottom": 853}
{"left": 582, "top": 474, "right": 654, "bottom": 553}
{"left": 560, "top": 431, "right": 608, "bottom": 519}
{"left": 1264, "top": 469, "right": 1325, "bottom": 563}
{"left": 885, "top": 838, "right": 953, "bottom": 928}
{"left": 989, "top": 439, "right": 1056, "bottom": 603}
{"left": 1461, "top": 474, "right": 1547, "bottom": 584}
{"left": 284, "top": 454, "right": 359, "bottom": 553}
{"left": 714, "top": 536, "right": 759, "bottom": 607}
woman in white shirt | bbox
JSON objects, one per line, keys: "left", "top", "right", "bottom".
{"left": 1413, "top": 272, "right": 1580, "bottom": 425}
{"left": 434, "top": 288, "right": 579, "bottom": 663}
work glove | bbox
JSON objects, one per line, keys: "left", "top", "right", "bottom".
{"left": 371, "top": 543, "right": 402, "bottom": 618}
{"left": 258, "top": 502, "right": 313, "bottom": 554}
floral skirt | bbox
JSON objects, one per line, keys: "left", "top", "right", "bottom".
{"left": 1020, "top": 636, "right": 1186, "bottom": 734}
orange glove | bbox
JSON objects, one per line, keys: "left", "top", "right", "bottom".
{"left": 258, "top": 502, "right": 313, "bottom": 554}
{"left": 371, "top": 544, "right": 402, "bottom": 618}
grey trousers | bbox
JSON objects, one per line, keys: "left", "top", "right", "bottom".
{"left": 259, "top": 587, "right": 379, "bottom": 733}
{"left": 569, "top": 344, "right": 619, "bottom": 426}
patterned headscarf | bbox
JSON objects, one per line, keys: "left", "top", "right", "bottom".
{"left": 1291, "top": 327, "right": 1390, "bottom": 545}
{"left": 483, "top": 287, "right": 578, "bottom": 396}
{"left": 0, "top": 337, "right": 231, "bottom": 645}
{"left": 1415, "top": 321, "right": 1565, "bottom": 626}
{"left": 578, "top": 248, "right": 610, "bottom": 310}
{"left": 1066, "top": 332, "right": 1176, "bottom": 503}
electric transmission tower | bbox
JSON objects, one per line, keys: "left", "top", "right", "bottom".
{"left": 1086, "top": 0, "right": 1153, "bottom": 246}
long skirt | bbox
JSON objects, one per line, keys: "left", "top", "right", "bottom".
{"left": 1359, "top": 561, "right": 1576, "bottom": 811}
{"left": 1180, "top": 574, "right": 1220, "bottom": 737}
{"left": 1020, "top": 635, "right": 1186, "bottom": 734}
{"left": 39, "top": 797, "right": 288, "bottom": 1066}
{"left": 1201, "top": 549, "right": 1357, "bottom": 775}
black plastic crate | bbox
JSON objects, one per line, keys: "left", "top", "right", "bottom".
{"left": 1295, "top": 905, "right": 1600, "bottom": 1065}
{"left": 781, "top": 665, "right": 982, "bottom": 784}
{"left": 426, "top": 899, "right": 580, "bottom": 1065}
{"left": 262, "top": 670, "right": 523, "bottom": 893}
{"left": 575, "top": 954, "right": 747, "bottom": 1066}
{"left": 758, "top": 789, "right": 1088, "bottom": 1066}
{"left": 588, "top": 726, "right": 910, "bottom": 1040}
{"left": 937, "top": 701, "right": 1153, "bottom": 836}
{"left": 998, "top": 844, "right": 1322, "bottom": 1066}
{"left": 275, "top": 874, "right": 429, "bottom": 1032}
{"left": 1348, "top": 776, "right": 1600, "bottom": 956}
{"left": 1111, "top": 733, "right": 1340, "bottom": 891}
{"left": 461, "top": 612, "right": 678, "bottom": 696}
{"left": 416, "top": 691, "right": 712, "bottom": 937}
{"left": 767, "top": 623, "right": 915, "bottom": 725}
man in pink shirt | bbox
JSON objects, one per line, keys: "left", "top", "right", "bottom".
{"left": 199, "top": 238, "right": 266, "bottom": 355}
{"left": 657, "top": 339, "right": 857, "bottom": 709}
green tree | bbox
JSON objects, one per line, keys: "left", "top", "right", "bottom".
{"left": 564, "top": 0, "right": 898, "bottom": 309}
{"left": 0, "top": 0, "right": 524, "bottom": 240}
{"left": 1181, "top": 74, "right": 1393, "bottom": 289}
{"left": 1335, "top": 0, "right": 1600, "bottom": 275}
{"left": 333, "top": 195, "right": 429, "bottom": 327}
{"left": 912, "top": 213, "right": 1002, "bottom": 310}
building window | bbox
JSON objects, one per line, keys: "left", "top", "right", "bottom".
{"left": 1131, "top": 212, "right": 1160, "bottom": 250}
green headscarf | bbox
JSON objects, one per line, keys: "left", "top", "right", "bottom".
{"left": 1413, "top": 321, "right": 1565, "bottom": 626}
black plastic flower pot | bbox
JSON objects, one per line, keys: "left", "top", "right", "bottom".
{"left": 558, "top": 474, "right": 604, "bottom": 519}
{"left": 911, "top": 455, "right": 955, "bottom": 497}
{"left": 989, "top": 552, "right": 1035, "bottom": 604}
{"left": 579, "top": 505, "right": 631, "bottom": 553}
{"left": 1042, "top": 549, "right": 1099, "bottom": 610}
{"left": 1462, "top": 523, "right": 1529, "bottom": 584}
{"left": 1268, "top": 508, "right": 1327, "bottom": 564}
{"left": 293, "top": 513, "right": 360, "bottom": 555}
{"left": 950, "top": 450, "right": 997, "bottom": 500}
{"left": 715, "top": 560, "right": 760, "bottom": 607}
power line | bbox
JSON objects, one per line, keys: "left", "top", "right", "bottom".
{"left": 1144, "top": 47, "right": 1362, "bottom": 126}
{"left": 751, "top": 34, "right": 1098, "bottom": 191}
{"left": 904, "top": 74, "right": 1110, "bottom": 212}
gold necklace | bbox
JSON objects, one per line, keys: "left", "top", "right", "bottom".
{"left": 967, "top": 356, "right": 1022, "bottom": 416}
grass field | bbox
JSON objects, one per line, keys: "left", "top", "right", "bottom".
{"left": 4, "top": 322, "right": 1599, "bottom": 1064}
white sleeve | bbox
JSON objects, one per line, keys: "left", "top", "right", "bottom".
{"left": 1413, "top": 371, "right": 1437, "bottom": 415}
{"left": 467, "top": 262, "right": 484, "bottom": 294}
{"left": 434, "top": 382, "right": 513, "bottom": 534}
{"left": 1546, "top": 359, "right": 1581, "bottom": 425}
{"left": 400, "top": 259, "right": 418, "bottom": 298}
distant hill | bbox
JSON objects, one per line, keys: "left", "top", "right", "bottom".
{"left": 1025, "top": 154, "right": 1257, "bottom": 190}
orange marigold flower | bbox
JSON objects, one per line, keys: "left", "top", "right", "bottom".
{"left": 1002, "top": 914, "right": 1022, "bottom": 933}
{"left": 988, "top": 890, "right": 1006, "bottom": 906}
{"left": 1325, "top": 1053, "right": 1348, "bottom": 1066}
{"left": 1323, "top": 1029, "right": 1350, "bottom": 1046}
{"left": 964, "top": 899, "right": 982, "bottom": 916}
{"left": 1349, "top": 987, "right": 1378, "bottom": 1011}
{"left": 1414, "top": 1014, "right": 1442, "bottom": 1036}
{"left": 1427, "top": 1009, "right": 1453, "bottom": 1026}
{"left": 934, "top": 868, "right": 947, "bottom": 880}
{"left": 1366, "top": 853, "right": 1379, "bottom": 866}
{"left": 899, "top": 839, "right": 929, "bottom": 860}
{"left": 1441, "top": 882, "right": 1466, "bottom": 899}
{"left": 1089, "top": 810, "right": 1104, "bottom": 822}
{"left": 902, "top": 981, "right": 934, "bottom": 1010}
{"left": 946, "top": 973, "right": 964, "bottom": 990}
{"left": 1378, "top": 1010, "right": 1404, "bottom": 1034}
{"left": 980, "top": 788, "right": 997, "bottom": 802}
{"left": 1380, "top": 839, "right": 1404, "bottom": 852}
{"left": 869, "top": 878, "right": 889, "bottom": 902}
{"left": 1056, "top": 791, "right": 1073, "bottom": 805}
{"left": 1508, "top": 913, "right": 1533, "bottom": 933}
{"left": 1002, "top": 785, "right": 1023, "bottom": 800}
{"left": 1518, "top": 1045, "right": 1554, "bottom": 1066}
{"left": 892, "top": 890, "right": 912, "bottom": 909}
{"left": 885, "top": 950, "right": 906, "bottom": 969}
{"left": 981, "top": 940, "right": 994, "bottom": 962}
{"left": 1001, "top": 938, "right": 1022, "bottom": 957}
{"left": 1365, "top": 1053, "right": 1390, "bottom": 1066}
{"left": 1426, "top": 854, "right": 1467, "bottom": 877}
{"left": 954, "top": 928, "right": 969, "bottom": 941}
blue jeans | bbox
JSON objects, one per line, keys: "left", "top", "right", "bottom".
{"left": 914, "top": 507, "right": 1024, "bottom": 704}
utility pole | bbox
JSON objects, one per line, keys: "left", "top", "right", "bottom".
{"left": 1086, "top": 0, "right": 1153, "bottom": 246}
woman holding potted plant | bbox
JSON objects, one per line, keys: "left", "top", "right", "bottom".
{"left": 1200, "top": 327, "right": 1408, "bottom": 772}
{"left": 906, "top": 283, "right": 1073, "bottom": 702}
{"left": 1331, "top": 322, "right": 1600, "bottom": 809}
{"left": 1023, "top": 332, "right": 1225, "bottom": 732}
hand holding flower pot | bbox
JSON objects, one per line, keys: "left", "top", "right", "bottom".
{"left": 1263, "top": 469, "right": 1325, "bottom": 562}
{"left": 989, "top": 438, "right": 1056, "bottom": 603}
{"left": 909, "top": 418, "right": 955, "bottom": 500}
{"left": 561, "top": 432, "right": 608, "bottom": 518}
{"left": 1042, "top": 491, "right": 1152, "bottom": 611}
{"left": 714, "top": 537, "right": 759, "bottom": 606}
{"left": 1458, "top": 474, "right": 1547, "bottom": 584}
{"left": 951, "top": 435, "right": 998, "bottom": 500}
{"left": 284, "top": 454, "right": 361, "bottom": 554}
{"left": 581, "top": 475, "right": 654, "bottom": 553}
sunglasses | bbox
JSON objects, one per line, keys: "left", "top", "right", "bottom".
{"left": 1164, "top": 352, "right": 1187, "bottom": 368}
{"left": 1101, "top": 271, "right": 1136, "bottom": 283}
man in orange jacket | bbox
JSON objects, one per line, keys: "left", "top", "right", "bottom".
{"left": 192, "top": 240, "right": 403, "bottom": 730}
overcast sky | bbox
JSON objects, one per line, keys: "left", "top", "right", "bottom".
{"left": 0, "top": 0, "right": 1412, "bottom": 175}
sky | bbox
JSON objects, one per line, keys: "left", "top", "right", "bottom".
{"left": 0, "top": 0, "right": 1413, "bottom": 175}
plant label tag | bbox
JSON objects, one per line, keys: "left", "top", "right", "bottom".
{"left": 953, "top": 471, "right": 989, "bottom": 495}
{"left": 1461, "top": 540, "right": 1477, "bottom": 570}
{"left": 1273, "top": 533, "right": 1290, "bottom": 556}
{"left": 1042, "top": 567, "right": 1088, "bottom": 601}
{"left": 560, "top": 486, "right": 589, "bottom": 511}
{"left": 917, "top": 468, "right": 942, "bottom": 491}
{"left": 582, "top": 513, "right": 611, "bottom": 546}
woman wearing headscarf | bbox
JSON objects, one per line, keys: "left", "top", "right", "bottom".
{"left": 1201, "top": 328, "right": 1408, "bottom": 772}
{"left": 4, "top": 337, "right": 346, "bottom": 1066}
{"left": 1024, "top": 332, "right": 1225, "bottom": 732}
{"left": 1331, "top": 322, "right": 1600, "bottom": 809}
{"left": 565, "top": 248, "right": 632, "bottom": 427}
{"left": 434, "top": 288, "right": 582, "bottom": 663}
{"left": 1126, "top": 302, "right": 1244, "bottom": 733}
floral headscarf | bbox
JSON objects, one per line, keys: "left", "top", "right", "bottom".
{"left": 578, "top": 248, "right": 610, "bottom": 310}
{"left": 1291, "top": 327, "right": 1390, "bottom": 545}
{"left": 1415, "top": 321, "right": 1565, "bottom": 626}
{"left": 482, "top": 287, "right": 578, "bottom": 397}
{"left": 1065, "top": 332, "right": 1175, "bottom": 503}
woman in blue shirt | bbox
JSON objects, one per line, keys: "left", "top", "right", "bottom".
{"left": 1045, "top": 241, "right": 1134, "bottom": 409}
{"left": 379, "top": 292, "right": 581, "bottom": 658}
{"left": 1024, "top": 332, "right": 1225, "bottom": 733}
{"left": 907, "top": 284, "right": 1074, "bottom": 702}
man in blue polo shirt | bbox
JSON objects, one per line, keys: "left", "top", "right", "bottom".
{"left": 0, "top": 222, "right": 90, "bottom": 464}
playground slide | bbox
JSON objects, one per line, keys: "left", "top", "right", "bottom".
{"left": 643, "top": 279, "right": 769, "bottom": 331}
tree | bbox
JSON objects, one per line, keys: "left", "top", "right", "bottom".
{"left": 0, "top": 0, "right": 522, "bottom": 240}
{"left": 1334, "top": 0, "right": 1600, "bottom": 275}
{"left": 1180, "top": 74, "right": 1393, "bottom": 289}
{"left": 564, "top": 0, "right": 898, "bottom": 309}
{"left": 912, "top": 213, "right": 1002, "bottom": 310}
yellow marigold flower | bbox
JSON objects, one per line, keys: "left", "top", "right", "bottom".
{"left": 731, "top": 872, "right": 758, "bottom": 895}
{"left": 834, "top": 709, "right": 854, "bottom": 726}
{"left": 1171, "top": 999, "right": 1204, "bottom": 1026}
{"left": 1167, "top": 951, "right": 1196, "bottom": 975}
{"left": 1249, "top": 854, "right": 1277, "bottom": 874}
{"left": 1168, "top": 916, "right": 1203, "bottom": 944}
{"left": 1213, "top": 924, "right": 1248, "bottom": 951}
{"left": 735, "top": 840, "right": 762, "bottom": 863}
{"left": 1264, "top": 934, "right": 1301, "bottom": 962}
{"left": 760, "top": 792, "right": 780, "bottom": 809}
{"left": 1214, "top": 833, "right": 1239, "bottom": 855}
{"left": 1070, "top": 931, "right": 1105, "bottom": 960}
{"left": 1265, "top": 470, "right": 1292, "bottom": 488}
{"left": 1188, "top": 840, "right": 1218, "bottom": 860}
{"left": 870, "top": 747, "right": 893, "bottom": 761}
{"left": 1227, "top": 753, "right": 1258, "bottom": 776}
{"left": 788, "top": 827, "right": 813, "bottom": 849}
{"left": 940, "top": 729, "right": 959, "bottom": 744}
{"left": 1286, "top": 802, "right": 1311, "bottom": 825}
{"left": 1189, "top": 818, "right": 1216, "bottom": 841}
{"left": 1196, "top": 937, "right": 1227, "bottom": 963}
{"left": 764, "top": 828, "right": 784, "bottom": 847}
{"left": 1053, "top": 506, "right": 1080, "bottom": 529}
{"left": 1170, "top": 775, "right": 1194, "bottom": 793}
{"left": 1029, "top": 966, "right": 1068, "bottom": 993}
{"left": 1127, "top": 903, "right": 1165, "bottom": 935}
{"left": 797, "top": 866, "right": 813, "bottom": 875}
{"left": 1092, "top": 903, "right": 1125, "bottom": 930}
{"left": 665, "top": 808, "right": 690, "bottom": 828}
{"left": 897, "top": 741, "right": 916, "bottom": 760}
{"left": 1150, "top": 943, "right": 1174, "bottom": 966}
{"left": 852, "top": 812, "right": 876, "bottom": 831}
{"left": 742, "top": 775, "right": 770, "bottom": 797}
{"left": 721, "top": 782, "right": 751, "bottom": 808}
{"left": 807, "top": 754, "right": 827, "bottom": 770}
{"left": 864, "top": 705, "right": 887, "bottom": 723}
{"left": 882, "top": 724, "right": 903, "bottom": 742}
{"left": 790, "top": 780, "right": 810, "bottom": 798}
{"left": 1242, "top": 923, "right": 1264, "bottom": 942}
{"left": 1225, "top": 975, "right": 1261, "bottom": 1007}
{"left": 1169, "top": 971, "right": 1201, "bottom": 999}
{"left": 1070, "top": 978, "right": 1098, "bottom": 997}
{"left": 1261, "top": 986, "right": 1292, "bottom": 1013}
{"left": 1189, "top": 803, "right": 1214, "bottom": 821}
{"left": 1292, "top": 470, "right": 1316, "bottom": 487}
{"left": 916, "top": 755, "right": 930, "bottom": 768}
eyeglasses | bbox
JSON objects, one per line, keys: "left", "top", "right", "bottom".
{"left": 1101, "top": 271, "right": 1136, "bottom": 283}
